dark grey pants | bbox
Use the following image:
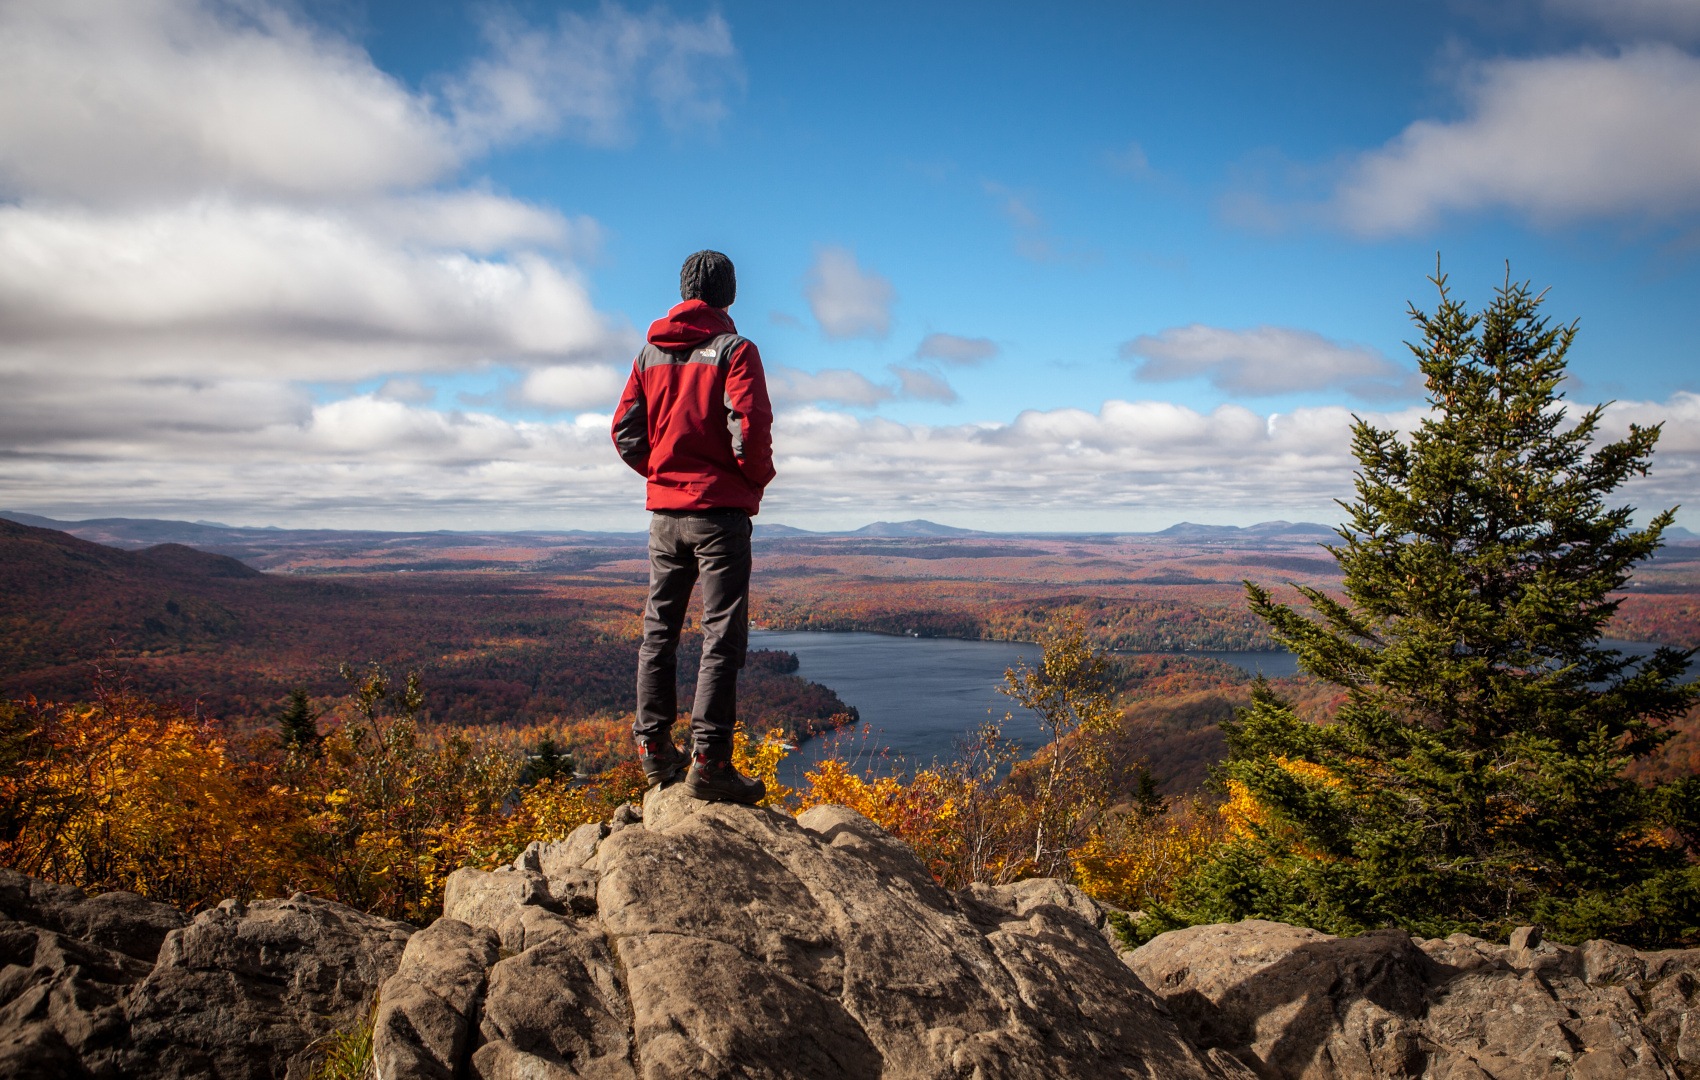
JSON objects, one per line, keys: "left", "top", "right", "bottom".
{"left": 634, "top": 508, "right": 752, "bottom": 760}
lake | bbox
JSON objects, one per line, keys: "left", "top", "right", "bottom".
{"left": 749, "top": 630, "right": 1043, "bottom": 782}
{"left": 748, "top": 629, "right": 1691, "bottom": 782}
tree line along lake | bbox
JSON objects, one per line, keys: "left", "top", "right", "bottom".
{"left": 750, "top": 629, "right": 1692, "bottom": 784}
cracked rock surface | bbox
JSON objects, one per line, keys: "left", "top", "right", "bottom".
{"left": 431, "top": 786, "right": 1223, "bottom": 1080}
{"left": 0, "top": 868, "right": 411, "bottom": 1079}
{"left": 8, "top": 799, "right": 1700, "bottom": 1079}
{"left": 1128, "top": 918, "right": 1700, "bottom": 1080}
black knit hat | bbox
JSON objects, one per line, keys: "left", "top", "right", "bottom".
{"left": 680, "top": 250, "right": 736, "bottom": 308}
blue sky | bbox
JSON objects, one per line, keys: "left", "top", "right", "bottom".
{"left": 1, "top": 0, "right": 1696, "bottom": 531}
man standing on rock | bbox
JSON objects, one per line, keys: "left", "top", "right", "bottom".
{"left": 611, "top": 250, "right": 773, "bottom": 805}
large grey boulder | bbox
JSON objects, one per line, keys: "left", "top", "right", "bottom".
{"left": 473, "top": 922, "right": 634, "bottom": 1080}
{"left": 586, "top": 784, "right": 1222, "bottom": 1080}
{"left": 0, "top": 869, "right": 188, "bottom": 1079}
{"left": 358, "top": 786, "right": 1231, "bottom": 1079}
{"left": 122, "top": 894, "right": 413, "bottom": 1079}
{"left": 443, "top": 867, "right": 558, "bottom": 938}
{"left": 0, "top": 868, "right": 187, "bottom": 964}
{"left": 1129, "top": 918, "right": 1700, "bottom": 1079}
{"left": 1, "top": 875, "right": 414, "bottom": 1080}
{"left": 373, "top": 918, "right": 500, "bottom": 1080}
{"left": 0, "top": 920, "right": 152, "bottom": 1079}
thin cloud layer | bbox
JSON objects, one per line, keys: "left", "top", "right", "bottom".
{"left": 769, "top": 367, "right": 894, "bottom": 408}
{"left": 446, "top": 6, "right": 739, "bottom": 147}
{"left": 982, "top": 180, "right": 1087, "bottom": 263}
{"left": 1122, "top": 325, "right": 1411, "bottom": 398}
{"left": 1334, "top": 46, "right": 1700, "bottom": 234}
{"left": 916, "top": 333, "right": 999, "bottom": 365}
{"left": 768, "top": 364, "right": 960, "bottom": 408}
{"left": 11, "top": 393, "right": 1692, "bottom": 529}
{"left": 1542, "top": 0, "right": 1700, "bottom": 42}
{"left": 889, "top": 366, "right": 959, "bottom": 403}
{"left": 805, "top": 247, "right": 895, "bottom": 339}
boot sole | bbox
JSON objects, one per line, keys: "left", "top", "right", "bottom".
{"left": 644, "top": 759, "right": 688, "bottom": 787}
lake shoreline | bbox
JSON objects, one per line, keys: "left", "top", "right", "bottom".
{"left": 756, "top": 623, "right": 1297, "bottom": 658}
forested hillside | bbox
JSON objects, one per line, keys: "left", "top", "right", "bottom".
{"left": 0, "top": 518, "right": 851, "bottom": 737}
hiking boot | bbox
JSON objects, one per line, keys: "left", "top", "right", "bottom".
{"left": 684, "top": 753, "right": 766, "bottom": 805}
{"left": 637, "top": 737, "right": 688, "bottom": 787}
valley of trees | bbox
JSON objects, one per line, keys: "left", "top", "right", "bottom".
{"left": 0, "top": 520, "right": 853, "bottom": 742}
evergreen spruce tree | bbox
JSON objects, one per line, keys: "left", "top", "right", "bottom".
{"left": 523, "top": 736, "right": 573, "bottom": 785}
{"left": 1153, "top": 271, "right": 1699, "bottom": 946}
{"left": 277, "top": 688, "right": 321, "bottom": 751}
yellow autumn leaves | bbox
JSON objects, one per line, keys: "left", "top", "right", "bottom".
{"left": 2, "top": 623, "right": 1241, "bottom": 923}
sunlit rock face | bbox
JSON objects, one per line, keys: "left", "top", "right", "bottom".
{"left": 411, "top": 785, "right": 1221, "bottom": 1080}
{"left": 8, "top": 803, "right": 1700, "bottom": 1080}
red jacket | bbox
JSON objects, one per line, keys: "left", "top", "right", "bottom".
{"left": 612, "top": 300, "right": 775, "bottom": 514}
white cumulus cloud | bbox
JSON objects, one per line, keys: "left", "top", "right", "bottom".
{"left": 1121, "top": 325, "right": 1411, "bottom": 398}
{"left": 1333, "top": 46, "right": 1700, "bottom": 234}
{"left": 0, "top": 201, "right": 629, "bottom": 379}
{"left": 518, "top": 364, "right": 630, "bottom": 412}
{"left": 0, "top": 0, "right": 455, "bottom": 203}
{"left": 0, "top": 0, "right": 741, "bottom": 204}
{"left": 805, "top": 247, "right": 895, "bottom": 340}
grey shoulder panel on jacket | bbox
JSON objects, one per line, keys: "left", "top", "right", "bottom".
{"left": 638, "top": 335, "right": 746, "bottom": 372}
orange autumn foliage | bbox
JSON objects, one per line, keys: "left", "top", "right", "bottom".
{"left": 798, "top": 758, "right": 969, "bottom": 881}
{"left": 2, "top": 630, "right": 1237, "bottom": 924}
{"left": 0, "top": 696, "right": 305, "bottom": 909}
{"left": 1072, "top": 802, "right": 1225, "bottom": 911}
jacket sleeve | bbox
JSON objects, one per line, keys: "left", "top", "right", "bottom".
{"left": 611, "top": 360, "right": 650, "bottom": 476}
{"left": 724, "top": 340, "right": 775, "bottom": 490}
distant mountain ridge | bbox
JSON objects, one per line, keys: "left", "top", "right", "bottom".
{"left": 9, "top": 511, "right": 1316, "bottom": 544}
{"left": 0, "top": 517, "right": 269, "bottom": 677}
{"left": 851, "top": 519, "right": 984, "bottom": 537}
{"left": 14, "top": 510, "right": 1691, "bottom": 546}
{"left": 0, "top": 517, "right": 259, "bottom": 590}
{"left": 1155, "top": 520, "right": 1338, "bottom": 541}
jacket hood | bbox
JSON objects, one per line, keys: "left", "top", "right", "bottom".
{"left": 647, "top": 299, "right": 737, "bottom": 350}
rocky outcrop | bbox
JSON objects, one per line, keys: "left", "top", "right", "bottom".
{"left": 1128, "top": 918, "right": 1700, "bottom": 1080}
{"left": 0, "top": 868, "right": 411, "bottom": 1079}
{"left": 373, "top": 918, "right": 501, "bottom": 1080}
{"left": 428, "top": 786, "right": 1225, "bottom": 1080}
{"left": 0, "top": 870, "right": 188, "bottom": 965}
{"left": 8, "top": 808, "right": 1700, "bottom": 1080}
{"left": 125, "top": 894, "right": 413, "bottom": 1079}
